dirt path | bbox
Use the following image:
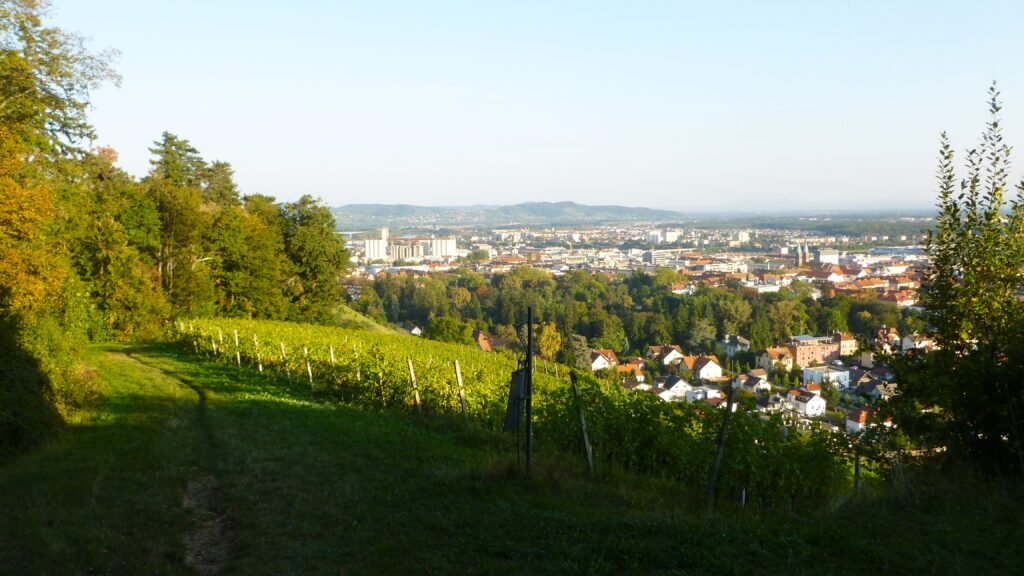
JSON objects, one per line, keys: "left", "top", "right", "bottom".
{"left": 122, "top": 351, "right": 235, "bottom": 574}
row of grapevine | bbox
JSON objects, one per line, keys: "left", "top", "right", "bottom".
{"left": 176, "top": 318, "right": 568, "bottom": 430}
{"left": 175, "top": 318, "right": 855, "bottom": 511}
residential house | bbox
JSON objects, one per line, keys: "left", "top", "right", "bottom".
{"left": 870, "top": 382, "right": 899, "bottom": 402}
{"left": 721, "top": 334, "right": 751, "bottom": 357}
{"left": 704, "top": 396, "right": 739, "bottom": 412}
{"left": 646, "top": 344, "right": 685, "bottom": 367}
{"left": 756, "top": 393, "right": 787, "bottom": 413}
{"left": 681, "top": 354, "right": 723, "bottom": 381}
{"left": 833, "top": 332, "right": 858, "bottom": 357}
{"left": 748, "top": 367, "right": 769, "bottom": 380}
{"left": 853, "top": 380, "right": 899, "bottom": 402}
{"left": 846, "top": 408, "right": 893, "bottom": 434}
{"left": 788, "top": 335, "right": 841, "bottom": 367}
{"left": 840, "top": 266, "right": 868, "bottom": 279}
{"left": 847, "top": 368, "right": 874, "bottom": 388}
{"left": 669, "top": 282, "right": 694, "bottom": 296}
{"left": 881, "top": 290, "right": 918, "bottom": 308}
{"left": 757, "top": 347, "right": 794, "bottom": 373}
{"left": 869, "top": 365, "right": 896, "bottom": 381}
{"left": 802, "top": 365, "right": 851, "bottom": 389}
{"left": 802, "top": 269, "right": 845, "bottom": 284}
{"left": 901, "top": 332, "right": 937, "bottom": 352}
{"left": 590, "top": 349, "right": 619, "bottom": 372}
{"left": 652, "top": 375, "right": 692, "bottom": 402}
{"left": 889, "top": 276, "right": 919, "bottom": 290}
{"left": 875, "top": 326, "right": 901, "bottom": 349}
{"left": 787, "top": 389, "right": 827, "bottom": 417}
{"left": 616, "top": 363, "right": 645, "bottom": 384}
{"left": 686, "top": 385, "right": 722, "bottom": 403}
{"left": 846, "top": 408, "right": 874, "bottom": 434}
{"left": 856, "top": 278, "right": 889, "bottom": 291}
{"left": 734, "top": 371, "right": 771, "bottom": 394}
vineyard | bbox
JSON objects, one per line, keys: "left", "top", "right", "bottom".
{"left": 176, "top": 318, "right": 858, "bottom": 511}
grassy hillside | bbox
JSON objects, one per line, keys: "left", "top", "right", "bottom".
{"left": 1, "top": 342, "right": 1021, "bottom": 574}
{"left": 332, "top": 302, "right": 397, "bottom": 334}
{"left": 176, "top": 318, "right": 855, "bottom": 511}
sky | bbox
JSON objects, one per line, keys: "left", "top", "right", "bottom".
{"left": 51, "top": 0, "right": 1024, "bottom": 211}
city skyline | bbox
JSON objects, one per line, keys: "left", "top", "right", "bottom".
{"left": 53, "top": 0, "right": 1024, "bottom": 211}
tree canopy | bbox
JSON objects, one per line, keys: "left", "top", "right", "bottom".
{"left": 893, "top": 84, "right": 1024, "bottom": 478}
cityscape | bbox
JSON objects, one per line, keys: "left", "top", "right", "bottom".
{"left": 4, "top": 1, "right": 1023, "bottom": 574}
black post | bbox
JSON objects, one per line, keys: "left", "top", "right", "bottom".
{"left": 526, "top": 306, "right": 534, "bottom": 474}
{"left": 707, "top": 385, "right": 736, "bottom": 510}
{"left": 854, "top": 445, "right": 862, "bottom": 494}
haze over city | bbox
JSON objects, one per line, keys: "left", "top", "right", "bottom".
{"left": 54, "top": 0, "right": 1024, "bottom": 211}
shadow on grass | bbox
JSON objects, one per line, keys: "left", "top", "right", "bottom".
{"left": 4, "top": 342, "right": 1021, "bottom": 576}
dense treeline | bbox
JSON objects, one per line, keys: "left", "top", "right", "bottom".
{"left": 0, "top": 1, "right": 348, "bottom": 455}
{"left": 351, "top": 266, "right": 923, "bottom": 363}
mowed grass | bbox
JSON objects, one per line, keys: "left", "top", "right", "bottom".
{"left": 1, "top": 343, "right": 1021, "bottom": 575}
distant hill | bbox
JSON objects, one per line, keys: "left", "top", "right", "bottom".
{"left": 332, "top": 201, "right": 683, "bottom": 228}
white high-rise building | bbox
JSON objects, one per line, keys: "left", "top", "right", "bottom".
{"left": 364, "top": 228, "right": 390, "bottom": 261}
{"left": 428, "top": 237, "right": 458, "bottom": 258}
{"left": 365, "top": 239, "right": 388, "bottom": 261}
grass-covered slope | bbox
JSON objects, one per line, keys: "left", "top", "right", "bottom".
{"left": 178, "top": 318, "right": 856, "bottom": 511}
{"left": 331, "top": 302, "right": 397, "bottom": 334}
{"left": 1, "top": 342, "right": 1021, "bottom": 575}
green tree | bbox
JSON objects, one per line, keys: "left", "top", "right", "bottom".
{"left": 280, "top": 195, "right": 350, "bottom": 323}
{"left": 424, "top": 315, "right": 473, "bottom": 345}
{"left": 768, "top": 299, "right": 801, "bottom": 342}
{"left": 145, "top": 132, "right": 213, "bottom": 315}
{"left": 824, "top": 294, "right": 851, "bottom": 333}
{"left": 200, "top": 160, "right": 240, "bottom": 206}
{"left": 57, "top": 150, "right": 168, "bottom": 336}
{"left": 561, "top": 334, "right": 591, "bottom": 371}
{"left": 207, "top": 205, "right": 288, "bottom": 319}
{"left": 688, "top": 316, "right": 717, "bottom": 352}
{"left": 0, "top": 0, "right": 116, "bottom": 453}
{"left": 536, "top": 321, "right": 563, "bottom": 361}
{"left": 893, "top": 85, "right": 1024, "bottom": 477}
{"left": 718, "top": 294, "right": 752, "bottom": 336}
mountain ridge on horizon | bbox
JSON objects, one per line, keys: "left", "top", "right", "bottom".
{"left": 331, "top": 201, "right": 684, "bottom": 227}
{"left": 330, "top": 200, "right": 936, "bottom": 229}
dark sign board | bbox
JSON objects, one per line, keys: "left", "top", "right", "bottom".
{"left": 503, "top": 368, "right": 526, "bottom": 432}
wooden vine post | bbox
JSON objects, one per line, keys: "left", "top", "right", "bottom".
{"left": 254, "top": 334, "right": 263, "bottom": 373}
{"left": 354, "top": 344, "right": 361, "bottom": 383}
{"left": 304, "top": 346, "right": 314, "bottom": 389}
{"left": 569, "top": 371, "right": 594, "bottom": 478}
{"left": 454, "top": 360, "right": 469, "bottom": 418}
{"left": 329, "top": 344, "right": 335, "bottom": 366}
{"left": 280, "top": 342, "right": 292, "bottom": 384}
{"left": 407, "top": 358, "right": 422, "bottom": 414}
{"left": 234, "top": 330, "right": 241, "bottom": 368}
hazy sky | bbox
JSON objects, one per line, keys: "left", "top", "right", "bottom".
{"left": 52, "top": 0, "right": 1024, "bottom": 211}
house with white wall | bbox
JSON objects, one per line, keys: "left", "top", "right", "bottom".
{"left": 802, "top": 365, "right": 851, "bottom": 389}
{"left": 787, "top": 389, "right": 826, "bottom": 417}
